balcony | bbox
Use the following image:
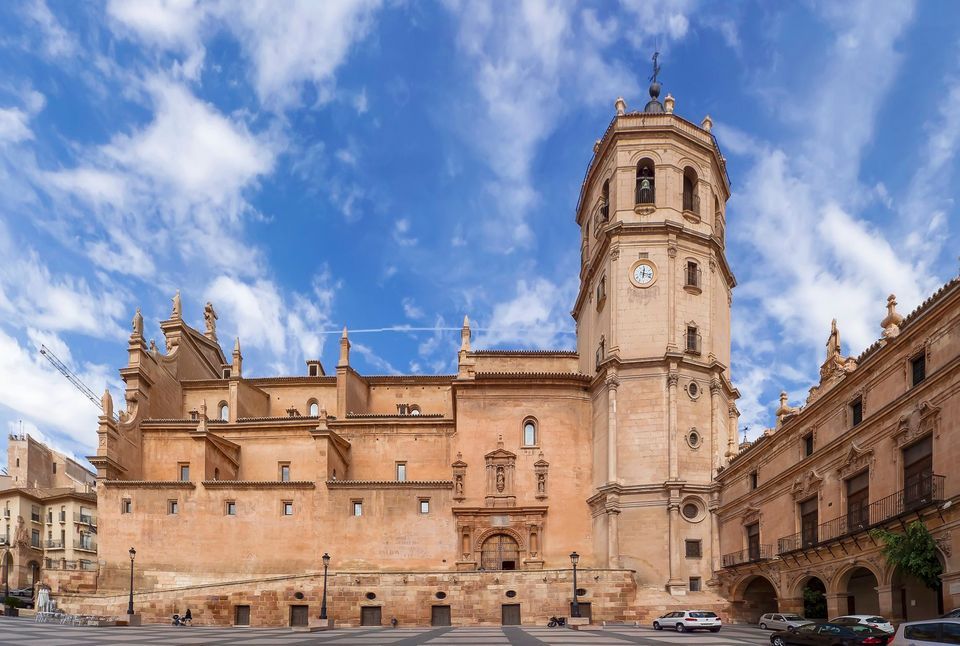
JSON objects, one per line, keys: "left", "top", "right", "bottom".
{"left": 74, "top": 538, "right": 97, "bottom": 552}
{"left": 74, "top": 512, "right": 97, "bottom": 527}
{"left": 685, "top": 331, "right": 702, "bottom": 356}
{"left": 778, "top": 474, "right": 945, "bottom": 555}
{"left": 45, "top": 539, "right": 64, "bottom": 550}
{"left": 722, "top": 544, "right": 774, "bottom": 567}
{"left": 683, "top": 191, "right": 701, "bottom": 217}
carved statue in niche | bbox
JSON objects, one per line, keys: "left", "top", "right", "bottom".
{"left": 452, "top": 451, "right": 467, "bottom": 501}
{"left": 537, "top": 472, "right": 545, "bottom": 494}
{"left": 534, "top": 452, "right": 549, "bottom": 500}
{"left": 496, "top": 467, "right": 505, "bottom": 492}
{"left": 455, "top": 475, "right": 463, "bottom": 496}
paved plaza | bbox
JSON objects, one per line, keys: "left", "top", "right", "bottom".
{"left": 0, "top": 618, "right": 775, "bottom": 645}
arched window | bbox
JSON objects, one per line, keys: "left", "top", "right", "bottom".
{"left": 635, "top": 159, "right": 655, "bottom": 204}
{"left": 480, "top": 533, "right": 520, "bottom": 571}
{"left": 308, "top": 401, "right": 319, "bottom": 417}
{"left": 683, "top": 167, "right": 700, "bottom": 214}
{"left": 600, "top": 179, "right": 610, "bottom": 221}
{"left": 522, "top": 419, "right": 537, "bottom": 446}
{"left": 219, "top": 402, "right": 229, "bottom": 421}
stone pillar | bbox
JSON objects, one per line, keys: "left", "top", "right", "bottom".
{"left": 667, "top": 494, "right": 685, "bottom": 594}
{"left": 710, "top": 379, "right": 722, "bottom": 471}
{"left": 668, "top": 371, "right": 679, "bottom": 479}
{"left": 668, "top": 242, "right": 677, "bottom": 344}
{"left": 826, "top": 593, "right": 847, "bottom": 620}
{"left": 607, "top": 506, "right": 621, "bottom": 568}
{"left": 607, "top": 375, "right": 620, "bottom": 483}
{"left": 779, "top": 597, "right": 803, "bottom": 614}
{"left": 727, "top": 403, "right": 739, "bottom": 460}
{"left": 877, "top": 584, "right": 899, "bottom": 623}
{"left": 708, "top": 495, "right": 721, "bottom": 582}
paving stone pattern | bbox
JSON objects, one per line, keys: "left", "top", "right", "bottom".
{"left": 0, "top": 618, "right": 776, "bottom": 645}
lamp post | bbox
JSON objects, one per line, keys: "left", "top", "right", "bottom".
{"left": 320, "top": 552, "right": 330, "bottom": 620}
{"left": 127, "top": 547, "right": 136, "bottom": 616}
{"left": 570, "top": 551, "right": 580, "bottom": 618}
{"left": 3, "top": 544, "right": 10, "bottom": 617}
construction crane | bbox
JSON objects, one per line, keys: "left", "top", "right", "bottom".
{"left": 39, "top": 344, "right": 119, "bottom": 422}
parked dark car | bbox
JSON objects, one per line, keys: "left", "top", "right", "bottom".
{"left": 6, "top": 587, "right": 34, "bottom": 609}
{"left": 770, "top": 621, "right": 891, "bottom": 645}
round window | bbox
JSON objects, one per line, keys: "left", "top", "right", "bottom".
{"left": 435, "top": 591, "right": 447, "bottom": 600}
{"left": 688, "top": 381, "right": 699, "bottom": 398}
{"left": 505, "top": 590, "right": 517, "bottom": 598}
{"left": 294, "top": 591, "right": 304, "bottom": 600}
{"left": 686, "top": 429, "right": 702, "bottom": 449}
{"left": 365, "top": 592, "right": 376, "bottom": 600}
{"left": 576, "top": 587, "right": 587, "bottom": 597}
{"left": 682, "top": 503, "right": 699, "bottom": 520}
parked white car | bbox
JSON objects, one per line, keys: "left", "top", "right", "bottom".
{"left": 759, "top": 612, "right": 815, "bottom": 631}
{"left": 653, "top": 610, "right": 722, "bottom": 633}
{"left": 890, "top": 618, "right": 960, "bottom": 645}
{"left": 830, "top": 615, "right": 895, "bottom": 634}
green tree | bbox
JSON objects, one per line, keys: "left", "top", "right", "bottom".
{"left": 870, "top": 521, "right": 943, "bottom": 590}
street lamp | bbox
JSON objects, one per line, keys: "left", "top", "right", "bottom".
{"left": 320, "top": 553, "right": 330, "bottom": 620}
{"left": 127, "top": 547, "right": 136, "bottom": 616}
{"left": 570, "top": 551, "right": 581, "bottom": 618}
{"left": 3, "top": 544, "right": 10, "bottom": 617}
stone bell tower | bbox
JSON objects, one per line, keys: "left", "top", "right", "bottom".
{"left": 574, "top": 62, "right": 740, "bottom": 595}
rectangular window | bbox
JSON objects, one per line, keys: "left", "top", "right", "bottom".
{"left": 31, "top": 529, "right": 40, "bottom": 548}
{"left": 689, "top": 577, "right": 702, "bottom": 592}
{"left": 803, "top": 433, "right": 814, "bottom": 457}
{"left": 178, "top": 463, "right": 190, "bottom": 482}
{"left": 846, "top": 471, "right": 870, "bottom": 530}
{"left": 279, "top": 463, "right": 291, "bottom": 482}
{"left": 851, "top": 398, "right": 863, "bottom": 427}
{"left": 685, "top": 261, "right": 700, "bottom": 288}
{"left": 800, "top": 498, "right": 818, "bottom": 548}
{"left": 903, "top": 436, "right": 934, "bottom": 506}
{"left": 911, "top": 353, "right": 926, "bottom": 387}
{"left": 225, "top": 501, "right": 236, "bottom": 516}
{"left": 282, "top": 501, "right": 293, "bottom": 516}
{"left": 684, "top": 539, "right": 702, "bottom": 558}
{"left": 121, "top": 499, "right": 132, "bottom": 514}
{"left": 353, "top": 500, "right": 363, "bottom": 517}
{"left": 396, "top": 462, "right": 407, "bottom": 481}
{"left": 52, "top": 463, "right": 57, "bottom": 474}
{"left": 309, "top": 364, "right": 319, "bottom": 377}
{"left": 31, "top": 505, "right": 40, "bottom": 522}
{"left": 222, "top": 368, "right": 231, "bottom": 379}
{"left": 47, "top": 509, "right": 52, "bottom": 523}
{"left": 746, "top": 522, "right": 761, "bottom": 561}
{"left": 749, "top": 471, "right": 758, "bottom": 490}
{"left": 168, "top": 500, "right": 179, "bottom": 515}
{"left": 419, "top": 499, "right": 430, "bottom": 514}
{"left": 685, "top": 326, "right": 701, "bottom": 354}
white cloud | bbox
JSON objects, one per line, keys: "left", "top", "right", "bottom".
{"left": 107, "top": 0, "right": 383, "bottom": 108}
{"left": 0, "top": 108, "right": 33, "bottom": 144}
{"left": 474, "top": 277, "right": 576, "bottom": 349}
{"left": 393, "top": 218, "right": 418, "bottom": 247}
{"left": 24, "top": 0, "right": 78, "bottom": 58}
{"left": 402, "top": 297, "right": 424, "bottom": 320}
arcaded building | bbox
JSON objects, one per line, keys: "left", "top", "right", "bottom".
{"left": 74, "top": 80, "right": 960, "bottom": 628}
{"left": 716, "top": 281, "right": 960, "bottom": 625}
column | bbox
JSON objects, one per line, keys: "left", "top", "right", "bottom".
{"left": 826, "top": 593, "right": 847, "bottom": 620}
{"left": 726, "top": 403, "right": 738, "bottom": 460}
{"left": 668, "top": 371, "right": 679, "bottom": 480}
{"left": 667, "top": 242, "right": 677, "bottom": 346}
{"left": 708, "top": 495, "right": 721, "bottom": 583}
{"left": 606, "top": 375, "right": 620, "bottom": 483}
{"left": 667, "top": 495, "right": 684, "bottom": 593}
{"left": 877, "top": 584, "right": 899, "bottom": 623}
{"left": 607, "top": 510, "right": 621, "bottom": 568}
{"left": 710, "top": 379, "right": 722, "bottom": 471}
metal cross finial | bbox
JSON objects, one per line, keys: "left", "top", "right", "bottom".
{"left": 649, "top": 51, "right": 661, "bottom": 84}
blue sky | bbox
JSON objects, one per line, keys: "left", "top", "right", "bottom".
{"left": 0, "top": 1, "right": 958, "bottom": 464}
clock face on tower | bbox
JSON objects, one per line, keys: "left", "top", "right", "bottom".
{"left": 629, "top": 260, "right": 657, "bottom": 288}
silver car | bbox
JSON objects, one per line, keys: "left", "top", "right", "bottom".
{"left": 759, "top": 613, "right": 814, "bottom": 631}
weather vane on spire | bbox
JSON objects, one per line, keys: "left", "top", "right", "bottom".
{"left": 649, "top": 51, "right": 661, "bottom": 84}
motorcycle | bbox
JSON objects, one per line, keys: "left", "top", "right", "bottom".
{"left": 547, "top": 616, "right": 567, "bottom": 627}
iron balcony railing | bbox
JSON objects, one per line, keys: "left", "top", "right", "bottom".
{"left": 685, "top": 266, "right": 702, "bottom": 289}
{"left": 722, "top": 544, "right": 774, "bottom": 567}
{"left": 44, "top": 539, "right": 64, "bottom": 549}
{"left": 683, "top": 191, "right": 700, "bottom": 215}
{"left": 74, "top": 538, "right": 97, "bottom": 552}
{"left": 74, "top": 512, "right": 96, "bottom": 526}
{"left": 778, "top": 474, "right": 945, "bottom": 554}
{"left": 635, "top": 182, "right": 655, "bottom": 205}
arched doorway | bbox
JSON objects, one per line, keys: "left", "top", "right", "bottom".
{"left": 480, "top": 533, "right": 520, "bottom": 571}
{"left": 837, "top": 567, "right": 881, "bottom": 616}
{"left": 737, "top": 575, "right": 779, "bottom": 623}
{"left": 800, "top": 577, "right": 827, "bottom": 619}
{"left": 1, "top": 551, "right": 11, "bottom": 589}
{"left": 893, "top": 564, "right": 943, "bottom": 621}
